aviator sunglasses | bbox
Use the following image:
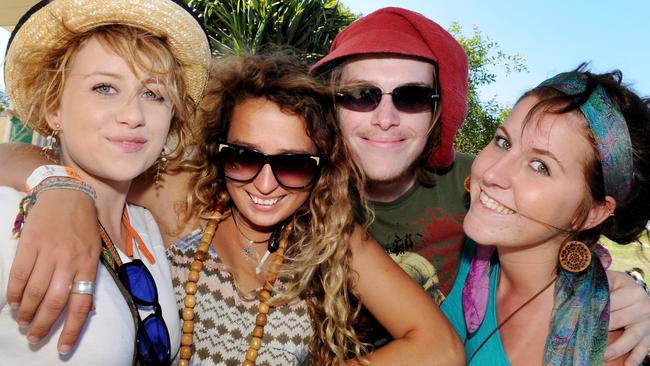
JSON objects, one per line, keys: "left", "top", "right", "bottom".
{"left": 218, "top": 142, "right": 321, "bottom": 189}
{"left": 118, "top": 259, "right": 171, "bottom": 366}
{"left": 335, "top": 84, "right": 440, "bottom": 113}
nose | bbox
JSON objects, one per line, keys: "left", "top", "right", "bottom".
{"left": 479, "top": 151, "right": 517, "bottom": 190}
{"left": 372, "top": 93, "right": 400, "bottom": 130}
{"left": 117, "top": 93, "right": 145, "bottom": 127}
{"left": 253, "top": 163, "right": 280, "bottom": 194}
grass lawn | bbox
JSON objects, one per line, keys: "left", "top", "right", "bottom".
{"left": 601, "top": 230, "right": 650, "bottom": 283}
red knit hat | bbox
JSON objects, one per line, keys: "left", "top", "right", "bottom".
{"left": 311, "top": 7, "right": 469, "bottom": 169}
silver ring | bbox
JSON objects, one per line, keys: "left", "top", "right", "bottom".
{"left": 71, "top": 281, "right": 94, "bottom": 295}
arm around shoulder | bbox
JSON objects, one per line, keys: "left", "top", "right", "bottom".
{"left": 347, "top": 224, "right": 465, "bottom": 366}
{"left": 0, "top": 143, "right": 48, "bottom": 190}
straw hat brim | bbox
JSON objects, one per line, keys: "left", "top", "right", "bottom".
{"left": 4, "top": 0, "right": 211, "bottom": 126}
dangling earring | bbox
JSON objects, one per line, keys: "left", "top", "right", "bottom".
{"left": 154, "top": 146, "right": 170, "bottom": 188}
{"left": 558, "top": 240, "right": 592, "bottom": 273}
{"left": 41, "top": 124, "right": 60, "bottom": 162}
{"left": 463, "top": 176, "right": 471, "bottom": 192}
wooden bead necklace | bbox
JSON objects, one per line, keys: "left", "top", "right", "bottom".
{"left": 177, "top": 210, "right": 291, "bottom": 366}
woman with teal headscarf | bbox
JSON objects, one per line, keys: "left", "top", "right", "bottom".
{"left": 442, "top": 65, "right": 650, "bottom": 365}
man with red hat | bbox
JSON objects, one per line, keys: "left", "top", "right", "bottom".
{"left": 311, "top": 7, "right": 650, "bottom": 363}
{"left": 311, "top": 6, "right": 472, "bottom": 298}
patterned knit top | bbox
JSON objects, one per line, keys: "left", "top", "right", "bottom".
{"left": 167, "top": 229, "right": 312, "bottom": 366}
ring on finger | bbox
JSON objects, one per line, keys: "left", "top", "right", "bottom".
{"left": 71, "top": 280, "right": 94, "bottom": 295}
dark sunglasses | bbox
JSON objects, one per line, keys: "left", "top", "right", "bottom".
{"left": 118, "top": 259, "right": 171, "bottom": 366}
{"left": 218, "top": 142, "right": 321, "bottom": 189}
{"left": 335, "top": 84, "right": 439, "bottom": 113}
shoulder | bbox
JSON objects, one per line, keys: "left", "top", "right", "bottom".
{"left": 435, "top": 152, "right": 474, "bottom": 182}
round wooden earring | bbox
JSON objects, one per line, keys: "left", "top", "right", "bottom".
{"left": 463, "top": 176, "right": 471, "bottom": 192}
{"left": 558, "top": 240, "right": 592, "bottom": 273}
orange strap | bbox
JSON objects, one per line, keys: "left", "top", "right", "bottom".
{"left": 121, "top": 209, "right": 156, "bottom": 264}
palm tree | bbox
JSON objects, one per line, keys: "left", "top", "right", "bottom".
{"left": 184, "top": 0, "right": 357, "bottom": 61}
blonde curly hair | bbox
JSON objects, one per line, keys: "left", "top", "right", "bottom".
{"left": 184, "top": 51, "right": 370, "bottom": 364}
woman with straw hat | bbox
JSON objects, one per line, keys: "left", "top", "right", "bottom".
{"left": 0, "top": 0, "right": 210, "bottom": 364}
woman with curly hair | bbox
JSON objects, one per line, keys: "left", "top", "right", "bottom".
{"left": 164, "top": 52, "right": 462, "bottom": 365}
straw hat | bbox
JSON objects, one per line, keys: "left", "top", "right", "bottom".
{"left": 4, "top": 0, "right": 211, "bottom": 126}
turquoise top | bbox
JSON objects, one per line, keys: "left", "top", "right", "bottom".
{"left": 441, "top": 240, "right": 510, "bottom": 365}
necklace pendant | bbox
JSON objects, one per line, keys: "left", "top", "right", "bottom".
{"left": 242, "top": 243, "right": 257, "bottom": 260}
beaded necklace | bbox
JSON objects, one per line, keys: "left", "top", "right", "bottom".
{"left": 178, "top": 211, "right": 291, "bottom": 366}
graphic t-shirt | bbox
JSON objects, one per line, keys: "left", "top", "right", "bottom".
{"left": 354, "top": 152, "right": 473, "bottom": 346}
{"left": 363, "top": 152, "right": 473, "bottom": 296}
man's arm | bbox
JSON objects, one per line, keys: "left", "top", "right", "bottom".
{"left": 0, "top": 143, "right": 45, "bottom": 190}
{"left": 606, "top": 270, "right": 650, "bottom": 366}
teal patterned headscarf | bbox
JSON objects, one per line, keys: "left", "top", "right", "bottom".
{"left": 538, "top": 71, "right": 634, "bottom": 203}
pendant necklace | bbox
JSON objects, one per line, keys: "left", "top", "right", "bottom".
{"left": 232, "top": 209, "right": 269, "bottom": 263}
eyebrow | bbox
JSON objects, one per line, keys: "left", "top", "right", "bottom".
{"left": 228, "top": 139, "right": 318, "bottom": 155}
{"left": 497, "top": 126, "right": 566, "bottom": 173}
{"left": 339, "top": 79, "right": 433, "bottom": 88}
{"left": 80, "top": 71, "right": 123, "bottom": 80}
{"left": 81, "top": 73, "right": 162, "bottom": 86}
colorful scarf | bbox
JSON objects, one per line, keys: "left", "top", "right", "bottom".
{"left": 462, "top": 242, "right": 610, "bottom": 365}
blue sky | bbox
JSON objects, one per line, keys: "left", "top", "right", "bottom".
{"left": 2, "top": 1, "right": 648, "bottom": 108}
{"left": 344, "top": 0, "right": 650, "bottom": 107}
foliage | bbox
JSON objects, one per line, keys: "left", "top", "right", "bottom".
{"left": 449, "top": 23, "right": 526, "bottom": 155}
{"left": 0, "top": 89, "right": 8, "bottom": 113}
{"left": 184, "top": 0, "right": 358, "bottom": 62}
{"left": 183, "top": 2, "right": 524, "bottom": 155}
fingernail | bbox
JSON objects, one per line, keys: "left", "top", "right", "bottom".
{"left": 9, "top": 302, "right": 19, "bottom": 310}
{"left": 27, "top": 335, "right": 41, "bottom": 344}
{"left": 18, "top": 320, "right": 30, "bottom": 328}
{"left": 603, "top": 349, "right": 614, "bottom": 361}
{"left": 58, "top": 345, "right": 71, "bottom": 355}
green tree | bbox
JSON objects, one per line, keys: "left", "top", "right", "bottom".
{"left": 184, "top": 0, "right": 357, "bottom": 61}
{"left": 0, "top": 89, "right": 7, "bottom": 113}
{"left": 450, "top": 23, "right": 526, "bottom": 155}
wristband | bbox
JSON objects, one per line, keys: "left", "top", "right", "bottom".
{"left": 26, "top": 165, "right": 82, "bottom": 192}
{"left": 13, "top": 166, "right": 96, "bottom": 239}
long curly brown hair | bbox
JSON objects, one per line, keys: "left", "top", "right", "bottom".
{"left": 183, "top": 51, "right": 370, "bottom": 364}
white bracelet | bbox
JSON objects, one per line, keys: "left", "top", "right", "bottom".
{"left": 25, "top": 165, "right": 82, "bottom": 192}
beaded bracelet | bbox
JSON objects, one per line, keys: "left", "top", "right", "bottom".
{"left": 12, "top": 176, "right": 97, "bottom": 239}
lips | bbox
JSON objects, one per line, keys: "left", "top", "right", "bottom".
{"left": 359, "top": 135, "right": 406, "bottom": 148}
{"left": 107, "top": 136, "right": 147, "bottom": 153}
{"left": 479, "top": 191, "right": 515, "bottom": 215}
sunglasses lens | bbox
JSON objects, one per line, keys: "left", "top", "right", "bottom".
{"left": 272, "top": 155, "right": 320, "bottom": 188}
{"left": 118, "top": 260, "right": 157, "bottom": 304}
{"left": 137, "top": 315, "right": 171, "bottom": 366}
{"left": 118, "top": 260, "right": 171, "bottom": 365}
{"left": 219, "top": 146, "right": 264, "bottom": 181}
{"left": 392, "top": 85, "right": 437, "bottom": 113}
{"left": 336, "top": 87, "right": 381, "bottom": 112}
